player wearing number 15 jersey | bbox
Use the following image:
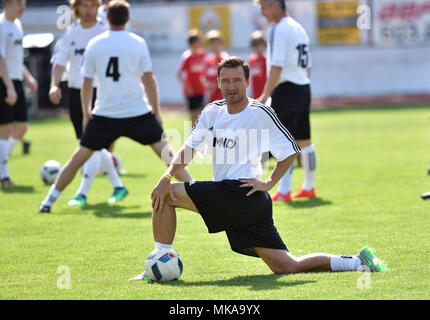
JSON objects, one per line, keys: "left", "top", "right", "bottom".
{"left": 38, "top": 0, "right": 192, "bottom": 213}
{"left": 256, "top": 0, "right": 316, "bottom": 202}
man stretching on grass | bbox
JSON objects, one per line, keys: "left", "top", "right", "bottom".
{"left": 129, "top": 57, "right": 388, "bottom": 280}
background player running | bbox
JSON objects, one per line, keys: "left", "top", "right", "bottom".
{"left": 50, "top": 0, "right": 126, "bottom": 207}
{"left": 39, "top": 0, "right": 191, "bottom": 214}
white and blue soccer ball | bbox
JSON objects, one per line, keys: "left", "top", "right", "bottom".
{"left": 145, "top": 249, "right": 183, "bottom": 282}
{"left": 40, "top": 160, "right": 62, "bottom": 185}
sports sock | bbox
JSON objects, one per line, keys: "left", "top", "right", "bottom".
{"left": 330, "top": 256, "right": 361, "bottom": 272}
{"left": 8, "top": 137, "right": 19, "bottom": 155}
{"left": 301, "top": 144, "right": 316, "bottom": 191}
{"left": 76, "top": 151, "right": 101, "bottom": 196}
{"left": 0, "top": 139, "right": 10, "bottom": 179}
{"left": 41, "top": 184, "right": 62, "bottom": 207}
{"left": 279, "top": 162, "right": 294, "bottom": 195}
{"left": 154, "top": 241, "right": 172, "bottom": 252}
{"left": 99, "top": 149, "right": 124, "bottom": 188}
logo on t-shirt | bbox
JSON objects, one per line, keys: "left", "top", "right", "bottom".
{"left": 213, "top": 136, "right": 236, "bottom": 149}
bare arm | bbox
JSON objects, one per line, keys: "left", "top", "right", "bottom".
{"left": 307, "top": 67, "right": 311, "bottom": 79}
{"left": 49, "top": 64, "right": 66, "bottom": 104}
{"left": 151, "top": 145, "right": 197, "bottom": 213}
{"left": 258, "top": 65, "right": 282, "bottom": 104}
{"left": 141, "top": 71, "right": 161, "bottom": 123}
{"left": 239, "top": 152, "right": 298, "bottom": 196}
{"left": 23, "top": 65, "right": 38, "bottom": 93}
{"left": 0, "top": 56, "right": 17, "bottom": 106}
{"left": 80, "top": 77, "right": 94, "bottom": 131}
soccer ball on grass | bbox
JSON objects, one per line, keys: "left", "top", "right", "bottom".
{"left": 145, "top": 249, "right": 183, "bottom": 282}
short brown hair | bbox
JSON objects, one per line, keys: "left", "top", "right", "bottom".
{"left": 217, "top": 56, "right": 250, "bottom": 81}
{"left": 250, "top": 30, "right": 267, "bottom": 48}
{"left": 107, "top": 0, "right": 130, "bottom": 26}
{"left": 206, "top": 29, "right": 223, "bottom": 44}
{"left": 69, "top": 0, "right": 101, "bottom": 19}
{"left": 187, "top": 28, "right": 201, "bottom": 45}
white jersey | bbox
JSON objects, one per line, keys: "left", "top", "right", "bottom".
{"left": 0, "top": 14, "right": 23, "bottom": 81}
{"left": 185, "top": 99, "right": 300, "bottom": 181}
{"left": 81, "top": 30, "right": 152, "bottom": 119}
{"left": 53, "top": 19, "right": 107, "bottom": 89}
{"left": 268, "top": 16, "right": 311, "bottom": 85}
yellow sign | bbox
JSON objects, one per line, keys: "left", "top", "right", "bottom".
{"left": 189, "top": 5, "right": 231, "bottom": 47}
{"left": 317, "top": 1, "right": 360, "bottom": 44}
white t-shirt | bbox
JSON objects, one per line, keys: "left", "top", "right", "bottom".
{"left": 81, "top": 30, "right": 152, "bottom": 119}
{"left": 0, "top": 14, "right": 23, "bottom": 81}
{"left": 268, "top": 16, "right": 311, "bottom": 85}
{"left": 53, "top": 19, "right": 107, "bottom": 89}
{"left": 185, "top": 99, "right": 300, "bottom": 181}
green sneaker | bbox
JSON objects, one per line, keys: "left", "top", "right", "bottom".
{"left": 108, "top": 187, "right": 128, "bottom": 204}
{"left": 357, "top": 246, "right": 389, "bottom": 272}
{"left": 67, "top": 194, "right": 87, "bottom": 207}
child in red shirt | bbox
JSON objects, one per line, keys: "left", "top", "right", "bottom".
{"left": 177, "top": 29, "right": 206, "bottom": 126}
{"left": 204, "top": 30, "right": 229, "bottom": 103}
{"left": 248, "top": 30, "right": 267, "bottom": 99}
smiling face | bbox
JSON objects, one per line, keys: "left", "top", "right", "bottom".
{"left": 218, "top": 66, "right": 249, "bottom": 105}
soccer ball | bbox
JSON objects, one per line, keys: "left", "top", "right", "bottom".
{"left": 40, "top": 160, "right": 62, "bottom": 185}
{"left": 145, "top": 249, "right": 183, "bottom": 282}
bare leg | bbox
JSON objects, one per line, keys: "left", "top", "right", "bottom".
{"left": 152, "top": 182, "right": 198, "bottom": 244}
{"left": 255, "top": 247, "right": 333, "bottom": 274}
{"left": 54, "top": 146, "right": 94, "bottom": 190}
{"left": 10, "top": 121, "right": 28, "bottom": 140}
{"left": 150, "top": 140, "right": 192, "bottom": 182}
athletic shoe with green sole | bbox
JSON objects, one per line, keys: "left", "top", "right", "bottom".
{"left": 357, "top": 246, "right": 389, "bottom": 272}
{"left": 108, "top": 187, "right": 128, "bottom": 204}
{"left": 128, "top": 271, "right": 150, "bottom": 281}
{"left": 68, "top": 194, "right": 87, "bottom": 207}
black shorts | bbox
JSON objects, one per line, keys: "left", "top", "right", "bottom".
{"left": 69, "top": 88, "right": 97, "bottom": 139}
{"left": 184, "top": 179, "right": 288, "bottom": 257}
{"left": 0, "top": 79, "right": 28, "bottom": 125}
{"left": 186, "top": 95, "right": 205, "bottom": 111}
{"left": 270, "top": 81, "right": 311, "bottom": 140}
{"left": 80, "top": 112, "right": 164, "bottom": 151}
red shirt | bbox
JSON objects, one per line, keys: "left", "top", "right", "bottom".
{"left": 178, "top": 48, "right": 206, "bottom": 97}
{"left": 248, "top": 53, "right": 267, "bottom": 99}
{"left": 204, "top": 51, "right": 229, "bottom": 102}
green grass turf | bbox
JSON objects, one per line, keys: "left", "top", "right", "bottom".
{"left": 1, "top": 105, "right": 429, "bottom": 300}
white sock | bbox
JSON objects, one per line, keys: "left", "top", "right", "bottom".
{"left": 76, "top": 151, "right": 101, "bottom": 196}
{"left": 279, "top": 162, "right": 294, "bottom": 195}
{"left": 8, "top": 137, "right": 19, "bottom": 155}
{"left": 99, "top": 149, "right": 124, "bottom": 188}
{"left": 301, "top": 144, "right": 316, "bottom": 191}
{"left": 154, "top": 241, "right": 172, "bottom": 252}
{"left": 41, "top": 184, "right": 62, "bottom": 207}
{"left": 0, "top": 139, "right": 10, "bottom": 179}
{"left": 330, "top": 256, "right": 361, "bottom": 272}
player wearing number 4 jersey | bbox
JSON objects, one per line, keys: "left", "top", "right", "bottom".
{"left": 50, "top": 0, "right": 126, "bottom": 207}
{"left": 256, "top": 0, "right": 316, "bottom": 202}
{"left": 38, "top": 0, "right": 192, "bottom": 213}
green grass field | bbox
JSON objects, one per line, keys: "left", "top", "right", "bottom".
{"left": 1, "top": 105, "right": 429, "bottom": 300}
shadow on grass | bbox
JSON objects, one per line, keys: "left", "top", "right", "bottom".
{"left": 1, "top": 185, "right": 35, "bottom": 193}
{"left": 61, "top": 203, "right": 152, "bottom": 219}
{"left": 276, "top": 197, "right": 332, "bottom": 209}
{"left": 147, "top": 274, "right": 316, "bottom": 291}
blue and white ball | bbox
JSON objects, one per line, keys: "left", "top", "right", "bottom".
{"left": 40, "top": 160, "right": 62, "bottom": 185}
{"left": 145, "top": 249, "right": 183, "bottom": 282}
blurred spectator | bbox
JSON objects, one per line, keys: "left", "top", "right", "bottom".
{"left": 248, "top": 30, "right": 266, "bottom": 99}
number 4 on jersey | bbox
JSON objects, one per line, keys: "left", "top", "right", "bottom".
{"left": 106, "top": 57, "right": 121, "bottom": 81}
